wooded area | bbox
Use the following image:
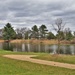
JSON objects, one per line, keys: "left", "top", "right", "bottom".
{"left": 1, "top": 18, "right": 75, "bottom": 42}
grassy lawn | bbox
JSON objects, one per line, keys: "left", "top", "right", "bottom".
{"left": 34, "top": 54, "right": 75, "bottom": 64}
{"left": 0, "top": 50, "right": 75, "bottom": 75}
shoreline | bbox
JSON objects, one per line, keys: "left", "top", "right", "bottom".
{"left": 10, "top": 39, "right": 58, "bottom": 44}
{"left": 10, "top": 39, "right": 75, "bottom": 45}
{"left": 0, "top": 39, "right": 75, "bottom": 45}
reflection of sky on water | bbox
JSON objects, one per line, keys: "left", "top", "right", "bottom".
{"left": 70, "top": 45, "right": 75, "bottom": 55}
{"left": 49, "top": 45, "right": 57, "bottom": 54}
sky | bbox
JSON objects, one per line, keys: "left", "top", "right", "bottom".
{"left": 0, "top": 0, "right": 75, "bottom": 33}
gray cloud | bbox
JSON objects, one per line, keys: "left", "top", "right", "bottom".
{"left": 0, "top": 0, "right": 75, "bottom": 32}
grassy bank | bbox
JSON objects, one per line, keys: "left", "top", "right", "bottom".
{"left": 34, "top": 54, "right": 75, "bottom": 64}
{"left": 0, "top": 39, "right": 74, "bottom": 45}
{"left": 10, "top": 39, "right": 58, "bottom": 44}
{"left": 10, "top": 39, "right": 75, "bottom": 45}
{"left": 0, "top": 50, "right": 75, "bottom": 75}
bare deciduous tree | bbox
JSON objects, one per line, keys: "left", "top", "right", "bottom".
{"left": 16, "top": 27, "right": 29, "bottom": 39}
{"left": 52, "top": 18, "right": 65, "bottom": 54}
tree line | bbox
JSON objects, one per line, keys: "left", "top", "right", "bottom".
{"left": 1, "top": 19, "right": 75, "bottom": 41}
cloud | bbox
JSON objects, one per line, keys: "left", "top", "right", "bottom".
{"left": 0, "top": 0, "right": 74, "bottom": 32}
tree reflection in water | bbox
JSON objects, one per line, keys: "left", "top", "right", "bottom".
{"left": 1, "top": 43, "right": 75, "bottom": 55}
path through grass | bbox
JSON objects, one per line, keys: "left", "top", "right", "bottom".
{"left": 0, "top": 50, "right": 75, "bottom": 75}
{"left": 34, "top": 54, "right": 75, "bottom": 64}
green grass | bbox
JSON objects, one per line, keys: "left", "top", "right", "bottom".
{"left": 0, "top": 49, "right": 46, "bottom": 55}
{"left": 34, "top": 54, "right": 75, "bottom": 64}
{"left": 0, "top": 50, "right": 75, "bottom": 75}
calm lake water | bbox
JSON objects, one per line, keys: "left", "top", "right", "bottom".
{"left": 0, "top": 42, "right": 75, "bottom": 55}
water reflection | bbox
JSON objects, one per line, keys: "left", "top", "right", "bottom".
{"left": 1, "top": 42, "right": 75, "bottom": 55}
{"left": 3, "top": 42, "right": 13, "bottom": 51}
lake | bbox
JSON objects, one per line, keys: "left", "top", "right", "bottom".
{"left": 0, "top": 42, "right": 75, "bottom": 55}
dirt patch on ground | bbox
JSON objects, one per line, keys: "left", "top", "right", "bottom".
{"left": 3, "top": 55, "right": 75, "bottom": 69}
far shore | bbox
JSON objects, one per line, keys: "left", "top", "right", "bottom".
{"left": 10, "top": 39, "right": 58, "bottom": 44}
{"left": 0, "top": 40, "right": 4, "bottom": 43}
{"left": 0, "top": 39, "right": 75, "bottom": 45}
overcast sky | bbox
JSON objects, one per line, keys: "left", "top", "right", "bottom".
{"left": 0, "top": 0, "right": 75, "bottom": 32}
